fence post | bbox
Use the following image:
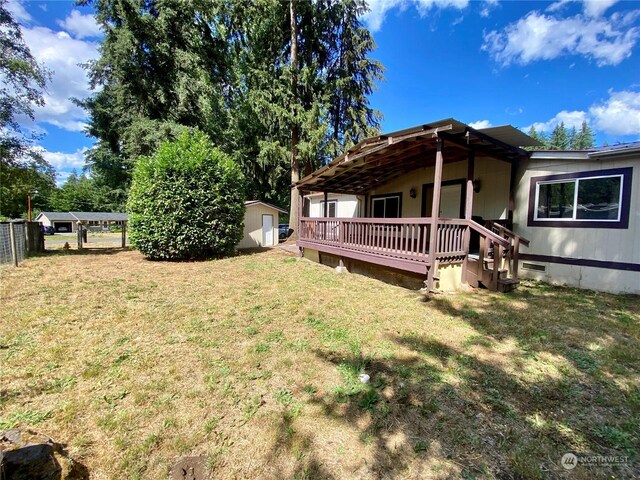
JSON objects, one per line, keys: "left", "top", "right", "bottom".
{"left": 121, "top": 222, "right": 127, "bottom": 248}
{"left": 24, "top": 222, "right": 30, "bottom": 256}
{"left": 9, "top": 222, "right": 18, "bottom": 266}
{"left": 77, "top": 222, "right": 83, "bottom": 250}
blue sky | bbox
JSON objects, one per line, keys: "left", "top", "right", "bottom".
{"left": 7, "top": 0, "right": 640, "bottom": 184}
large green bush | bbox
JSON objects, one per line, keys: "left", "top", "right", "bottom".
{"left": 128, "top": 131, "right": 245, "bottom": 260}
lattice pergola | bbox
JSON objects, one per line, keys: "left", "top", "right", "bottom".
{"left": 296, "top": 118, "right": 539, "bottom": 194}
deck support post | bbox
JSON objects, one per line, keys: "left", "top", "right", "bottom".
{"left": 507, "top": 160, "right": 517, "bottom": 229}
{"left": 426, "top": 137, "right": 444, "bottom": 291}
{"left": 336, "top": 257, "right": 348, "bottom": 274}
{"left": 298, "top": 190, "right": 304, "bottom": 256}
{"left": 462, "top": 150, "right": 475, "bottom": 284}
{"left": 323, "top": 191, "right": 328, "bottom": 240}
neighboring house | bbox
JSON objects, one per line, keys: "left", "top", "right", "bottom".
{"left": 35, "top": 212, "right": 128, "bottom": 233}
{"left": 237, "top": 201, "right": 286, "bottom": 249}
{"left": 295, "top": 118, "right": 639, "bottom": 294}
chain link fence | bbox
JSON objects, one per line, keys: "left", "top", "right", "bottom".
{"left": 0, "top": 222, "right": 43, "bottom": 266}
{"left": 0, "top": 223, "right": 11, "bottom": 264}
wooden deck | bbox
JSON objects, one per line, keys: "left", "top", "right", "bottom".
{"left": 298, "top": 216, "right": 528, "bottom": 292}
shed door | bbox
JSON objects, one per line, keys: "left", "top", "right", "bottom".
{"left": 262, "top": 214, "right": 274, "bottom": 246}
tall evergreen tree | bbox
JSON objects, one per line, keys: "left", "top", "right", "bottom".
{"left": 224, "top": 0, "right": 383, "bottom": 222}
{"left": 548, "top": 122, "right": 570, "bottom": 150}
{"left": 49, "top": 171, "right": 103, "bottom": 212}
{"left": 78, "top": 0, "right": 233, "bottom": 210}
{"left": 0, "top": 0, "right": 56, "bottom": 218}
{"left": 527, "top": 126, "right": 548, "bottom": 150}
{"left": 79, "top": 0, "right": 384, "bottom": 221}
{"left": 571, "top": 121, "right": 596, "bottom": 149}
{"left": 325, "top": 0, "right": 384, "bottom": 159}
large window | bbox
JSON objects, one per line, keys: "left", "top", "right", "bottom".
{"left": 371, "top": 194, "right": 401, "bottom": 218}
{"left": 529, "top": 167, "right": 632, "bottom": 229}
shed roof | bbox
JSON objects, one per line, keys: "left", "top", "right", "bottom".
{"left": 244, "top": 201, "right": 286, "bottom": 214}
{"left": 296, "top": 118, "right": 540, "bottom": 194}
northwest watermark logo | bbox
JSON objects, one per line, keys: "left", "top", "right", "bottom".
{"left": 561, "top": 452, "right": 630, "bottom": 470}
{"left": 561, "top": 453, "right": 577, "bottom": 470}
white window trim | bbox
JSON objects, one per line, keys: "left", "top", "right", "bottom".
{"left": 533, "top": 173, "right": 624, "bottom": 223}
{"left": 320, "top": 199, "right": 337, "bottom": 217}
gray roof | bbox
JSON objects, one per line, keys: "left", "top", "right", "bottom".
{"left": 37, "top": 212, "right": 76, "bottom": 221}
{"left": 478, "top": 125, "right": 543, "bottom": 147}
{"left": 70, "top": 212, "right": 128, "bottom": 221}
{"left": 531, "top": 141, "right": 640, "bottom": 161}
{"left": 37, "top": 211, "right": 128, "bottom": 222}
{"left": 244, "top": 201, "right": 286, "bottom": 214}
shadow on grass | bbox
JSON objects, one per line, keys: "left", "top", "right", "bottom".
{"left": 43, "top": 247, "right": 130, "bottom": 257}
{"left": 272, "top": 283, "right": 638, "bottom": 478}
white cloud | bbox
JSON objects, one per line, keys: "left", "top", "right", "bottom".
{"left": 583, "top": 0, "right": 618, "bottom": 17}
{"left": 479, "top": 0, "right": 498, "bottom": 18}
{"left": 526, "top": 110, "right": 588, "bottom": 133}
{"left": 56, "top": 10, "right": 102, "bottom": 39}
{"left": 590, "top": 89, "right": 640, "bottom": 135}
{"left": 468, "top": 120, "right": 493, "bottom": 129}
{"left": 548, "top": 0, "right": 618, "bottom": 17}
{"left": 524, "top": 89, "right": 640, "bottom": 137}
{"left": 20, "top": 26, "right": 99, "bottom": 133}
{"left": 363, "top": 0, "right": 470, "bottom": 32}
{"left": 38, "top": 147, "right": 88, "bottom": 171}
{"left": 5, "top": 0, "right": 32, "bottom": 23}
{"left": 482, "top": 9, "right": 639, "bottom": 67}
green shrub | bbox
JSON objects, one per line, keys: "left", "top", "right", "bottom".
{"left": 127, "top": 131, "right": 245, "bottom": 260}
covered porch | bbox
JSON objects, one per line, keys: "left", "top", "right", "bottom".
{"left": 295, "top": 119, "right": 536, "bottom": 292}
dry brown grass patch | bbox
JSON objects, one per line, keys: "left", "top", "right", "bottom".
{"left": 1, "top": 248, "right": 638, "bottom": 479}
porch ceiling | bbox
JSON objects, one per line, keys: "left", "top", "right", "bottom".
{"left": 296, "top": 118, "right": 536, "bottom": 195}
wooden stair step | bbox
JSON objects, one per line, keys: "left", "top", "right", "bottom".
{"left": 497, "top": 278, "right": 520, "bottom": 293}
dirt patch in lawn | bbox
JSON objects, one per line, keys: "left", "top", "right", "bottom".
{"left": 1, "top": 248, "right": 638, "bottom": 479}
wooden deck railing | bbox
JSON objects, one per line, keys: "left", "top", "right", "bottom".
{"left": 300, "top": 217, "right": 432, "bottom": 262}
{"left": 299, "top": 217, "right": 469, "bottom": 265}
{"left": 484, "top": 220, "right": 530, "bottom": 281}
{"left": 298, "top": 216, "right": 528, "bottom": 289}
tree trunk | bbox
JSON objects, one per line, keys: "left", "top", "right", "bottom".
{"left": 288, "top": 0, "right": 300, "bottom": 240}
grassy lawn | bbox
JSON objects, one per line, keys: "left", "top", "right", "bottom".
{"left": 1, "top": 247, "right": 638, "bottom": 479}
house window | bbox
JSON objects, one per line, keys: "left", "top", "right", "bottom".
{"left": 528, "top": 167, "right": 632, "bottom": 229}
{"left": 320, "top": 200, "right": 337, "bottom": 217}
{"left": 371, "top": 194, "right": 401, "bottom": 218}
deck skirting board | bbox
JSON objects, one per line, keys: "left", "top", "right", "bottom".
{"left": 298, "top": 240, "right": 430, "bottom": 275}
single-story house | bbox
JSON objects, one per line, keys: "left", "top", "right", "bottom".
{"left": 237, "top": 201, "right": 286, "bottom": 249}
{"left": 295, "top": 119, "right": 639, "bottom": 295}
{"left": 35, "top": 211, "right": 128, "bottom": 233}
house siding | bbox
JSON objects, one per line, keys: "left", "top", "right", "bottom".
{"left": 513, "top": 156, "right": 640, "bottom": 294}
{"left": 237, "top": 204, "right": 280, "bottom": 249}
{"left": 307, "top": 193, "right": 360, "bottom": 218}
{"left": 368, "top": 157, "right": 511, "bottom": 220}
